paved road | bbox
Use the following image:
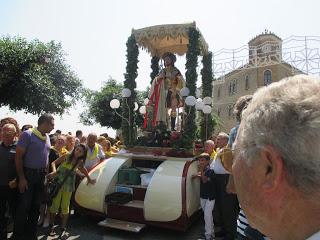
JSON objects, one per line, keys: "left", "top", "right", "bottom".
{"left": 33, "top": 214, "right": 203, "bottom": 240}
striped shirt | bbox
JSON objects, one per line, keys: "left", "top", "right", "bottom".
{"left": 237, "top": 208, "right": 249, "bottom": 236}
{"left": 237, "top": 208, "right": 268, "bottom": 239}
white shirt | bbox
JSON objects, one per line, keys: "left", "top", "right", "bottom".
{"left": 307, "top": 230, "right": 320, "bottom": 240}
{"left": 210, "top": 154, "right": 230, "bottom": 174}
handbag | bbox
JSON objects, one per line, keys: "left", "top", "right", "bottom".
{"left": 46, "top": 161, "right": 78, "bottom": 205}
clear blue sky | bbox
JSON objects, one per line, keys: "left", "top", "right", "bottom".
{"left": 1, "top": 0, "right": 319, "bottom": 137}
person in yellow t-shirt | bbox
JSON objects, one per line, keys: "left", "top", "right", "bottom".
{"left": 97, "top": 136, "right": 118, "bottom": 159}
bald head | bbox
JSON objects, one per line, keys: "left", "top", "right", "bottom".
{"left": 204, "top": 140, "right": 215, "bottom": 155}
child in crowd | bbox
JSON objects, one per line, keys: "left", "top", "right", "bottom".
{"left": 46, "top": 144, "right": 96, "bottom": 237}
{"left": 194, "top": 153, "right": 216, "bottom": 240}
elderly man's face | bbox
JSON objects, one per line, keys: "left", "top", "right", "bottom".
{"left": 232, "top": 133, "right": 265, "bottom": 230}
{"left": 87, "top": 135, "right": 97, "bottom": 148}
{"left": 204, "top": 143, "right": 214, "bottom": 154}
{"left": 216, "top": 136, "right": 228, "bottom": 148}
{"left": 1, "top": 125, "right": 17, "bottom": 146}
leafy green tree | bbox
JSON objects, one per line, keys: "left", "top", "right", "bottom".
{"left": 0, "top": 36, "right": 82, "bottom": 114}
{"left": 80, "top": 77, "right": 146, "bottom": 130}
{"left": 80, "top": 77, "right": 123, "bottom": 129}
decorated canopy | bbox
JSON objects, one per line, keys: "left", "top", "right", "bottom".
{"left": 132, "top": 22, "right": 208, "bottom": 57}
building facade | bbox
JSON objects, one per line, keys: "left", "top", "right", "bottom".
{"left": 213, "top": 32, "right": 303, "bottom": 133}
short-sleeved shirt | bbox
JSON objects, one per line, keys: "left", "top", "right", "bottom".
{"left": 0, "top": 141, "right": 17, "bottom": 186}
{"left": 17, "top": 130, "right": 51, "bottom": 169}
{"left": 200, "top": 166, "right": 216, "bottom": 200}
{"left": 84, "top": 144, "right": 105, "bottom": 169}
{"left": 228, "top": 123, "right": 239, "bottom": 147}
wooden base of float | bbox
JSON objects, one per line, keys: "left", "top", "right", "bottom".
{"left": 74, "top": 148, "right": 201, "bottom": 232}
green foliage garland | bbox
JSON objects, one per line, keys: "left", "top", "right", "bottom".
{"left": 181, "top": 27, "right": 200, "bottom": 150}
{"left": 150, "top": 56, "right": 159, "bottom": 84}
{"left": 122, "top": 34, "right": 139, "bottom": 146}
{"left": 200, "top": 52, "right": 214, "bottom": 141}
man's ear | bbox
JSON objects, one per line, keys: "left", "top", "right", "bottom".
{"left": 260, "top": 145, "right": 284, "bottom": 191}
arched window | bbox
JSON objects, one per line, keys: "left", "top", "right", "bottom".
{"left": 245, "top": 75, "right": 250, "bottom": 90}
{"left": 228, "top": 105, "right": 233, "bottom": 118}
{"left": 232, "top": 79, "right": 237, "bottom": 94}
{"left": 217, "top": 86, "right": 221, "bottom": 99}
{"left": 229, "top": 80, "right": 237, "bottom": 95}
{"left": 217, "top": 108, "right": 221, "bottom": 117}
{"left": 264, "top": 70, "right": 272, "bottom": 86}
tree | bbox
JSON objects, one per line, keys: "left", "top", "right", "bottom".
{"left": 0, "top": 36, "right": 82, "bottom": 115}
{"left": 80, "top": 76, "right": 146, "bottom": 130}
{"left": 80, "top": 77, "right": 123, "bottom": 129}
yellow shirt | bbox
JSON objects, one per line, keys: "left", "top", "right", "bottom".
{"left": 104, "top": 150, "right": 113, "bottom": 157}
{"left": 210, "top": 150, "right": 217, "bottom": 160}
{"left": 52, "top": 146, "right": 69, "bottom": 157}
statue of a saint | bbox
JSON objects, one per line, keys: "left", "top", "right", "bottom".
{"left": 144, "top": 52, "right": 185, "bottom": 131}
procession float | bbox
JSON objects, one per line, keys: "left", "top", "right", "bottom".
{"left": 74, "top": 22, "right": 214, "bottom": 232}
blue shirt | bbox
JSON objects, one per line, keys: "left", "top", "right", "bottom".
{"left": 17, "top": 130, "right": 51, "bottom": 169}
{"left": 228, "top": 123, "right": 239, "bottom": 147}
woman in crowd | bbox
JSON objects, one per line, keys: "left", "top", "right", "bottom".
{"left": 47, "top": 144, "right": 96, "bottom": 237}
{"left": 52, "top": 135, "right": 69, "bottom": 157}
{"left": 97, "top": 136, "right": 118, "bottom": 158}
{"left": 65, "top": 135, "right": 75, "bottom": 152}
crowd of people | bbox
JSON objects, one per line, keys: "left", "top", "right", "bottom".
{"left": 195, "top": 74, "right": 320, "bottom": 240}
{"left": 0, "top": 74, "right": 319, "bottom": 240}
{"left": 0, "top": 115, "right": 120, "bottom": 239}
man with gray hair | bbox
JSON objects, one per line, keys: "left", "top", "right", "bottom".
{"left": 215, "top": 132, "right": 229, "bottom": 151}
{"left": 204, "top": 140, "right": 216, "bottom": 160}
{"left": 232, "top": 75, "right": 320, "bottom": 240}
{"left": 211, "top": 132, "right": 239, "bottom": 240}
{"left": 84, "top": 133, "right": 105, "bottom": 170}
